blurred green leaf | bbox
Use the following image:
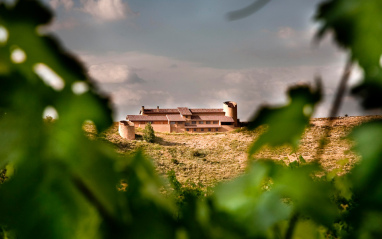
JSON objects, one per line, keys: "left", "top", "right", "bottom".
{"left": 349, "top": 121, "right": 382, "bottom": 191}
{"left": 0, "top": 0, "right": 112, "bottom": 132}
{"left": 272, "top": 164, "right": 339, "bottom": 226}
{"left": 0, "top": 1, "right": 120, "bottom": 238}
{"left": 111, "top": 151, "right": 178, "bottom": 238}
{"left": 211, "top": 161, "right": 291, "bottom": 237}
{"left": 248, "top": 83, "right": 321, "bottom": 155}
{"left": 1, "top": 1, "right": 382, "bottom": 239}
{"left": 299, "top": 155, "right": 307, "bottom": 164}
{"left": 316, "top": 0, "right": 382, "bottom": 109}
{"left": 293, "top": 220, "right": 326, "bottom": 239}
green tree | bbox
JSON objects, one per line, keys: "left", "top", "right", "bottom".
{"left": 143, "top": 122, "right": 155, "bottom": 143}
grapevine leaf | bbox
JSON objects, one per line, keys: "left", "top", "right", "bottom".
{"left": 248, "top": 82, "right": 321, "bottom": 156}
{"left": 0, "top": 0, "right": 113, "bottom": 131}
{"left": 212, "top": 161, "right": 291, "bottom": 236}
{"left": 349, "top": 121, "right": 382, "bottom": 193}
{"left": 315, "top": 0, "right": 382, "bottom": 109}
{"left": 118, "top": 151, "right": 177, "bottom": 238}
{"left": 345, "top": 121, "right": 382, "bottom": 237}
{"left": 272, "top": 164, "right": 339, "bottom": 226}
{"left": 0, "top": 1, "right": 122, "bottom": 238}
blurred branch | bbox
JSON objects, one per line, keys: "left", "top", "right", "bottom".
{"left": 329, "top": 57, "right": 353, "bottom": 118}
{"left": 73, "top": 176, "right": 117, "bottom": 225}
{"left": 314, "top": 56, "right": 353, "bottom": 160}
{"left": 285, "top": 213, "right": 299, "bottom": 239}
{"left": 226, "top": 0, "right": 270, "bottom": 21}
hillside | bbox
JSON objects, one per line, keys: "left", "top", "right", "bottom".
{"left": 87, "top": 115, "right": 382, "bottom": 188}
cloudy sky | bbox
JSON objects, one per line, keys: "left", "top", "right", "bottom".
{"left": 44, "top": 0, "right": 370, "bottom": 121}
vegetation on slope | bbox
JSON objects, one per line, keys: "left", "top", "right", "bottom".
{"left": 89, "top": 115, "right": 382, "bottom": 188}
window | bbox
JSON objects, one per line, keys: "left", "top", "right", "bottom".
{"left": 221, "top": 122, "right": 233, "bottom": 125}
{"left": 192, "top": 121, "right": 196, "bottom": 124}
{"left": 213, "top": 121, "right": 218, "bottom": 124}
{"left": 208, "top": 128, "right": 211, "bottom": 132}
{"left": 215, "top": 128, "right": 219, "bottom": 132}
{"left": 199, "top": 121, "right": 204, "bottom": 124}
{"left": 206, "top": 121, "right": 211, "bottom": 124}
{"left": 186, "top": 128, "right": 189, "bottom": 131}
{"left": 194, "top": 129, "right": 197, "bottom": 132}
{"left": 178, "top": 122, "right": 184, "bottom": 124}
{"left": 201, "top": 128, "right": 204, "bottom": 131}
{"left": 170, "top": 122, "right": 176, "bottom": 125}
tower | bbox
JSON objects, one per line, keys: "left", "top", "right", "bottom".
{"left": 223, "top": 101, "right": 238, "bottom": 127}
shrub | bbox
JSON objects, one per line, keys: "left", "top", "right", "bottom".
{"left": 143, "top": 122, "right": 155, "bottom": 143}
{"left": 190, "top": 149, "right": 208, "bottom": 158}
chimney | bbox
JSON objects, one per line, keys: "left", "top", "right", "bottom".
{"left": 141, "top": 106, "right": 144, "bottom": 115}
{"left": 157, "top": 106, "right": 159, "bottom": 111}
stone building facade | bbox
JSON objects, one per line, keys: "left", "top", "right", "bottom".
{"left": 119, "top": 101, "right": 239, "bottom": 138}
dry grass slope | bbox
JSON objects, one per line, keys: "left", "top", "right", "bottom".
{"left": 85, "top": 115, "right": 382, "bottom": 188}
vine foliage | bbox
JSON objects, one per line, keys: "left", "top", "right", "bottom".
{"left": 1, "top": 0, "right": 382, "bottom": 238}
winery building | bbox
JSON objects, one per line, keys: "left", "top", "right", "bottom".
{"left": 119, "top": 101, "right": 240, "bottom": 139}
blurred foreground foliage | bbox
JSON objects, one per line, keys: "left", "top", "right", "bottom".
{"left": 1, "top": 0, "right": 382, "bottom": 238}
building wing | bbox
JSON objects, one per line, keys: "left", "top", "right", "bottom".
{"left": 189, "top": 109, "right": 224, "bottom": 113}
{"left": 177, "top": 107, "right": 192, "bottom": 116}
{"left": 126, "top": 115, "right": 168, "bottom": 121}
{"left": 190, "top": 115, "right": 234, "bottom": 122}
{"left": 143, "top": 109, "right": 179, "bottom": 114}
{"left": 127, "top": 101, "right": 239, "bottom": 133}
{"left": 166, "top": 114, "right": 186, "bottom": 122}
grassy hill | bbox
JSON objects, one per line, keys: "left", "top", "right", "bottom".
{"left": 85, "top": 115, "right": 382, "bottom": 188}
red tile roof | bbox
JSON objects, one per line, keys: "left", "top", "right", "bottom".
{"left": 142, "top": 108, "right": 224, "bottom": 114}
{"left": 126, "top": 115, "right": 168, "bottom": 121}
{"left": 143, "top": 109, "right": 179, "bottom": 114}
{"left": 190, "top": 109, "right": 224, "bottom": 113}
{"left": 166, "top": 114, "right": 186, "bottom": 122}
{"left": 190, "top": 115, "right": 234, "bottom": 122}
{"left": 177, "top": 107, "right": 192, "bottom": 115}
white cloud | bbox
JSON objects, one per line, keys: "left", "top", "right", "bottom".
{"left": 48, "top": 18, "right": 77, "bottom": 30}
{"left": 110, "top": 88, "right": 144, "bottom": 105}
{"left": 80, "top": 0, "right": 137, "bottom": 21}
{"left": 110, "top": 88, "right": 174, "bottom": 108}
{"left": 79, "top": 51, "right": 354, "bottom": 121}
{"left": 277, "top": 27, "right": 295, "bottom": 39}
{"left": 223, "top": 72, "right": 248, "bottom": 84}
{"left": 49, "top": 0, "right": 73, "bottom": 10}
{"left": 88, "top": 63, "right": 144, "bottom": 84}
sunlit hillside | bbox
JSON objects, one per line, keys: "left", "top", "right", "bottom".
{"left": 85, "top": 115, "right": 382, "bottom": 188}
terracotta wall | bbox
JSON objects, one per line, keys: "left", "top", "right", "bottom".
{"left": 119, "top": 121, "right": 135, "bottom": 140}
{"left": 136, "top": 123, "right": 170, "bottom": 132}
{"left": 152, "top": 124, "right": 171, "bottom": 132}
{"left": 170, "top": 124, "right": 185, "bottom": 133}
{"left": 220, "top": 125, "right": 236, "bottom": 132}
